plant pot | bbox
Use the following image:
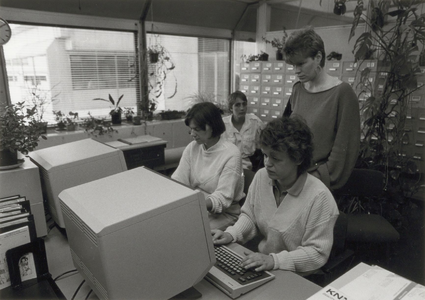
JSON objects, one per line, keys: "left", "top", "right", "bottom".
{"left": 133, "top": 116, "right": 142, "bottom": 125}
{"left": 39, "top": 121, "right": 48, "bottom": 134}
{"left": 126, "top": 115, "right": 133, "bottom": 122}
{"left": 149, "top": 52, "right": 159, "bottom": 63}
{"left": 56, "top": 121, "right": 66, "bottom": 131}
{"left": 66, "top": 124, "right": 76, "bottom": 131}
{"left": 0, "top": 149, "right": 18, "bottom": 167}
{"left": 259, "top": 52, "right": 269, "bottom": 61}
{"left": 276, "top": 50, "right": 283, "bottom": 61}
{"left": 110, "top": 112, "right": 122, "bottom": 125}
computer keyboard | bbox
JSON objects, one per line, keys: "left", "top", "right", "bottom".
{"left": 205, "top": 245, "right": 275, "bottom": 299}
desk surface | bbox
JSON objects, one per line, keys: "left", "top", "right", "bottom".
{"left": 45, "top": 226, "right": 321, "bottom": 300}
{"left": 105, "top": 135, "right": 167, "bottom": 151}
{"left": 195, "top": 243, "right": 321, "bottom": 300}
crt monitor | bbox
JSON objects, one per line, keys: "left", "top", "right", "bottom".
{"left": 59, "top": 167, "right": 215, "bottom": 300}
{"left": 29, "top": 138, "right": 127, "bottom": 228}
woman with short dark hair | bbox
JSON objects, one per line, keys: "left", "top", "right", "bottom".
{"left": 172, "top": 102, "right": 245, "bottom": 230}
{"left": 212, "top": 117, "right": 339, "bottom": 275}
{"left": 283, "top": 26, "right": 360, "bottom": 190}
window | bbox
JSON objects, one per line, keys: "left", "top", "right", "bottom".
{"left": 146, "top": 34, "right": 230, "bottom": 112}
{"left": 4, "top": 24, "right": 138, "bottom": 123}
{"left": 70, "top": 54, "right": 136, "bottom": 90}
{"left": 4, "top": 24, "right": 232, "bottom": 123}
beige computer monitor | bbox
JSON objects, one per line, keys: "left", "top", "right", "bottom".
{"left": 59, "top": 167, "right": 215, "bottom": 300}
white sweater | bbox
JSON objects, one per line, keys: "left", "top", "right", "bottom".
{"left": 171, "top": 136, "right": 244, "bottom": 215}
{"left": 222, "top": 113, "right": 265, "bottom": 170}
{"left": 226, "top": 170, "right": 339, "bottom": 274}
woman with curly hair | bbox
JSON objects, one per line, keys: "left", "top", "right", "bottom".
{"left": 212, "top": 117, "right": 339, "bottom": 275}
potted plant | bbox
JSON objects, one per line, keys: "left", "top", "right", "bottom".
{"left": 93, "top": 94, "right": 124, "bottom": 125}
{"left": 81, "top": 112, "right": 117, "bottom": 137}
{"left": 347, "top": 0, "right": 424, "bottom": 226}
{"left": 0, "top": 102, "right": 47, "bottom": 168}
{"left": 147, "top": 44, "right": 164, "bottom": 64}
{"left": 159, "top": 110, "right": 186, "bottom": 120}
{"left": 263, "top": 27, "right": 288, "bottom": 60}
{"left": 25, "top": 85, "right": 60, "bottom": 133}
{"left": 241, "top": 51, "right": 269, "bottom": 63}
{"left": 123, "top": 107, "right": 135, "bottom": 122}
{"left": 140, "top": 98, "right": 158, "bottom": 121}
{"left": 53, "top": 110, "right": 79, "bottom": 131}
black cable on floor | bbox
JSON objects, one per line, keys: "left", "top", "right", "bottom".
{"left": 85, "top": 289, "right": 93, "bottom": 300}
{"left": 71, "top": 279, "right": 85, "bottom": 300}
{"left": 53, "top": 269, "right": 78, "bottom": 281}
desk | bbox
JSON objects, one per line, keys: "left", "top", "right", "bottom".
{"left": 44, "top": 226, "right": 321, "bottom": 300}
{"left": 0, "top": 159, "right": 47, "bottom": 237}
{"left": 105, "top": 135, "right": 167, "bottom": 170}
{"left": 195, "top": 243, "right": 321, "bottom": 300}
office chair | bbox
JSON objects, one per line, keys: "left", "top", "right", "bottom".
{"left": 333, "top": 168, "right": 400, "bottom": 266}
{"left": 305, "top": 211, "right": 355, "bottom": 286}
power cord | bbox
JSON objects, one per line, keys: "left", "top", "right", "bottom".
{"left": 71, "top": 279, "right": 86, "bottom": 300}
{"left": 53, "top": 269, "right": 78, "bottom": 281}
{"left": 85, "top": 289, "right": 93, "bottom": 300}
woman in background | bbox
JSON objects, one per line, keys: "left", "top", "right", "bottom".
{"left": 283, "top": 26, "right": 360, "bottom": 190}
{"left": 212, "top": 117, "right": 339, "bottom": 275}
{"left": 172, "top": 102, "right": 244, "bottom": 230}
{"left": 222, "top": 91, "right": 265, "bottom": 170}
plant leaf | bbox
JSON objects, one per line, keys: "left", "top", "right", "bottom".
{"left": 387, "top": 9, "right": 405, "bottom": 17}
{"left": 93, "top": 98, "right": 110, "bottom": 103}
{"left": 108, "top": 94, "right": 115, "bottom": 105}
{"left": 349, "top": 0, "right": 364, "bottom": 42}
{"left": 116, "top": 94, "right": 124, "bottom": 107}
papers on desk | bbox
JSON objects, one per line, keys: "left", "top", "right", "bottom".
{"left": 119, "top": 135, "right": 162, "bottom": 145}
{"left": 307, "top": 264, "right": 425, "bottom": 300}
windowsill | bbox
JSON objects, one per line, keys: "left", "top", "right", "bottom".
{"left": 37, "top": 118, "right": 189, "bottom": 151}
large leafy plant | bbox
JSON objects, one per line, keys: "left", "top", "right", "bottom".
{"left": 0, "top": 102, "right": 47, "bottom": 155}
{"left": 346, "top": 0, "right": 425, "bottom": 225}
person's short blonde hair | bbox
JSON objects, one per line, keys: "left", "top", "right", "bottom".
{"left": 283, "top": 26, "right": 326, "bottom": 67}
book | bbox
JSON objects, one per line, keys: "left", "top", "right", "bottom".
{"left": 0, "top": 201, "right": 31, "bottom": 217}
{"left": 0, "top": 212, "right": 31, "bottom": 224}
{"left": 307, "top": 263, "right": 425, "bottom": 300}
{"left": 0, "top": 197, "right": 27, "bottom": 208}
{"left": 0, "top": 195, "right": 21, "bottom": 203}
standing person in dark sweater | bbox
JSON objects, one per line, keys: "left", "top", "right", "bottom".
{"left": 283, "top": 26, "right": 360, "bottom": 190}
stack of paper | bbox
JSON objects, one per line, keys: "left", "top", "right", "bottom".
{"left": 307, "top": 263, "right": 425, "bottom": 300}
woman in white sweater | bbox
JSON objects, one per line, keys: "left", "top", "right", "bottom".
{"left": 212, "top": 117, "right": 339, "bottom": 275}
{"left": 172, "top": 102, "right": 245, "bottom": 230}
{"left": 222, "top": 91, "right": 264, "bottom": 170}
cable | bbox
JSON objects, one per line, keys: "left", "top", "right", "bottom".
{"left": 71, "top": 279, "right": 86, "bottom": 300}
{"left": 53, "top": 269, "right": 78, "bottom": 281}
{"left": 85, "top": 289, "right": 93, "bottom": 300}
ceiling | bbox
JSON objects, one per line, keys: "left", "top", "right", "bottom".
{"left": 0, "top": 0, "right": 364, "bottom": 32}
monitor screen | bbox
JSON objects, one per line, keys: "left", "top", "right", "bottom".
{"left": 59, "top": 167, "right": 215, "bottom": 300}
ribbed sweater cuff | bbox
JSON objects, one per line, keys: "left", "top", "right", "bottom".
{"left": 208, "top": 196, "right": 222, "bottom": 214}
{"left": 271, "top": 251, "right": 295, "bottom": 271}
